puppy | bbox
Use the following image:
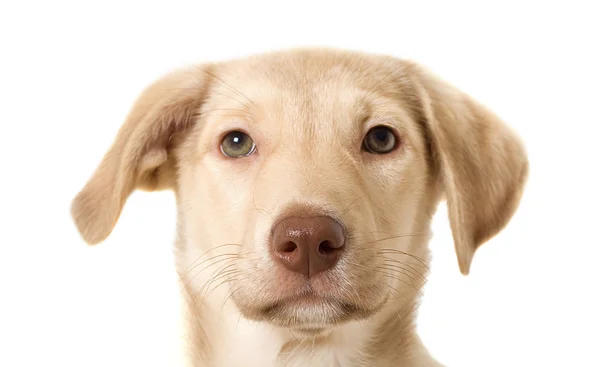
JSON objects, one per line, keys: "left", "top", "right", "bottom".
{"left": 71, "top": 48, "right": 528, "bottom": 366}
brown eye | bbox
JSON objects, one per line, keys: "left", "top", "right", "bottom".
{"left": 363, "top": 126, "right": 398, "bottom": 154}
{"left": 220, "top": 131, "right": 256, "bottom": 158}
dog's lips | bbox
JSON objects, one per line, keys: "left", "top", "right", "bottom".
{"left": 243, "top": 291, "right": 372, "bottom": 328}
{"left": 264, "top": 292, "right": 344, "bottom": 311}
{"left": 282, "top": 292, "right": 330, "bottom": 306}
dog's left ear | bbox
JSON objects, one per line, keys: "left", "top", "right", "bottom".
{"left": 411, "top": 63, "right": 529, "bottom": 275}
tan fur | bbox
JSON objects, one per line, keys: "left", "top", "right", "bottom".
{"left": 71, "top": 48, "right": 528, "bottom": 366}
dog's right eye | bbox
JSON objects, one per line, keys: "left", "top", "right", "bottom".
{"left": 220, "top": 131, "right": 256, "bottom": 158}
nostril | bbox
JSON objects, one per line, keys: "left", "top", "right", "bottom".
{"left": 280, "top": 241, "right": 298, "bottom": 253}
{"left": 318, "top": 240, "right": 343, "bottom": 255}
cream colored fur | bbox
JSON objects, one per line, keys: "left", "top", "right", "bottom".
{"left": 71, "top": 48, "right": 528, "bottom": 366}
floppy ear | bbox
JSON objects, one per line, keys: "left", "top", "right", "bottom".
{"left": 71, "top": 66, "right": 210, "bottom": 245}
{"left": 412, "top": 65, "right": 529, "bottom": 275}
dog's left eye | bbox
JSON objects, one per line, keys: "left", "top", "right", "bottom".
{"left": 362, "top": 126, "right": 398, "bottom": 154}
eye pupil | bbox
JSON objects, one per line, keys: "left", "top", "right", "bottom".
{"left": 363, "top": 126, "right": 398, "bottom": 154}
{"left": 374, "top": 129, "right": 389, "bottom": 142}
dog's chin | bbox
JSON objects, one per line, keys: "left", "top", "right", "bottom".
{"left": 236, "top": 293, "right": 385, "bottom": 330}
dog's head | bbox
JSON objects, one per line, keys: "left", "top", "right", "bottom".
{"left": 71, "top": 49, "right": 528, "bottom": 331}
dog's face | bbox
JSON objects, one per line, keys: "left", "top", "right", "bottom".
{"left": 71, "top": 49, "right": 528, "bottom": 332}
{"left": 178, "top": 55, "right": 435, "bottom": 328}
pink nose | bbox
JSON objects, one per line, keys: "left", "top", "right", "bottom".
{"left": 270, "top": 216, "right": 346, "bottom": 277}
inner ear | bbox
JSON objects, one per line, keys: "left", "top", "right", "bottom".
{"left": 137, "top": 148, "right": 171, "bottom": 191}
{"left": 137, "top": 125, "right": 191, "bottom": 192}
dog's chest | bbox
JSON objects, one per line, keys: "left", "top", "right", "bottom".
{"left": 210, "top": 316, "right": 370, "bottom": 367}
{"left": 277, "top": 346, "right": 361, "bottom": 367}
{"left": 215, "top": 340, "right": 360, "bottom": 367}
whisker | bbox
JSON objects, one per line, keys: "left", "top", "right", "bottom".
{"left": 343, "top": 262, "right": 397, "bottom": 296}
{"left": 203, "top": 270, "right": 242, "bottom": 299}
{"left": 182, "top": 243, "right": 242, "bottom": 267}
{"left": 252, "top": 183, "right": 270, "bottom": 215}
{"left": 199, "top": 276, "right": 241, "bottom": 309}
{"left": 345, "top": 258, "right": 424, "bottom": 296}
{"left": 193, "top": 253, "right": 257, "bottom": 293}
{"left": 217, "top": 278, "right": 246, "bottom": 321}
{"left": 198, "top": 107, "right": 254, "bottom": 117}
{"left": 377, "top": 264, "right": 421, "bottom": 286}
{"left": 191, "top": 264, "right": 238, "bottom": 303}
{"left": 188, "top": 251, "right": 260, "bottom": 301}
{"left": 367, "top": 232, "right": 433, "bottom": 245}
{"left": 362, "top": 61, "right": 409, "bottom": 102}
{"left": 202, "top": 90, "right": 250, "bottom": 109}
{"left": 158, "top": 86, "right": 251, "bottom": 110}
{"left": 382, "top": 258, "right": 429, "bottom": 283}
{"left": 200, "top": 263, "right": 239, "bottom": 291}
{"left": 376, "top": 248, "right": 431, "bottom": 270}
{"left": 181, "top": 256, "right": 237, "bottom": 290}
{"left": 221, "top": 281, "right": 244, "bottom": 309}
{"left": 192, "top": 65, "right": 256, "bottom": 108}
{"left": 376, "top": 277, "right": 405, "bottom": 301}
{"left": 341, "top": 195, "right": 366, "bottom": 215}
{"left": 374, "top": 269, "right": 422, "bottom": 294}
{"left": 181, "top": 250, "right": 259, "bottom": 291}
{"left": 179, "top": 250, "right": 241, "bottom": 282}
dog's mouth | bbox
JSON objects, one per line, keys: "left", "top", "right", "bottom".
{"left": 229, "top": 251, "right": 392, "bottom": 329}
{"left": 241, "top": 291, "right": 386, "bottom": 328}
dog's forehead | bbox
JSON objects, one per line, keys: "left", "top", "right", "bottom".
{"left": 220, "top": 49, "right": 392, "bottom": 90}
{"left": 204, "top": 50, "right": 416, "bottom": 136}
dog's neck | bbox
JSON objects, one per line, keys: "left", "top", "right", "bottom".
{"left": 178, "top": 279, "right": 437, "bottom": 367}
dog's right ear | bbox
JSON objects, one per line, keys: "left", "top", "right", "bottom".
{"left": 71, "top": 65, "right": 211, "bottom": 245}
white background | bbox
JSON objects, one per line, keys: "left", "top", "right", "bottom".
{"left": 1, "top": 1, "right": 599, "bottom": 366}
